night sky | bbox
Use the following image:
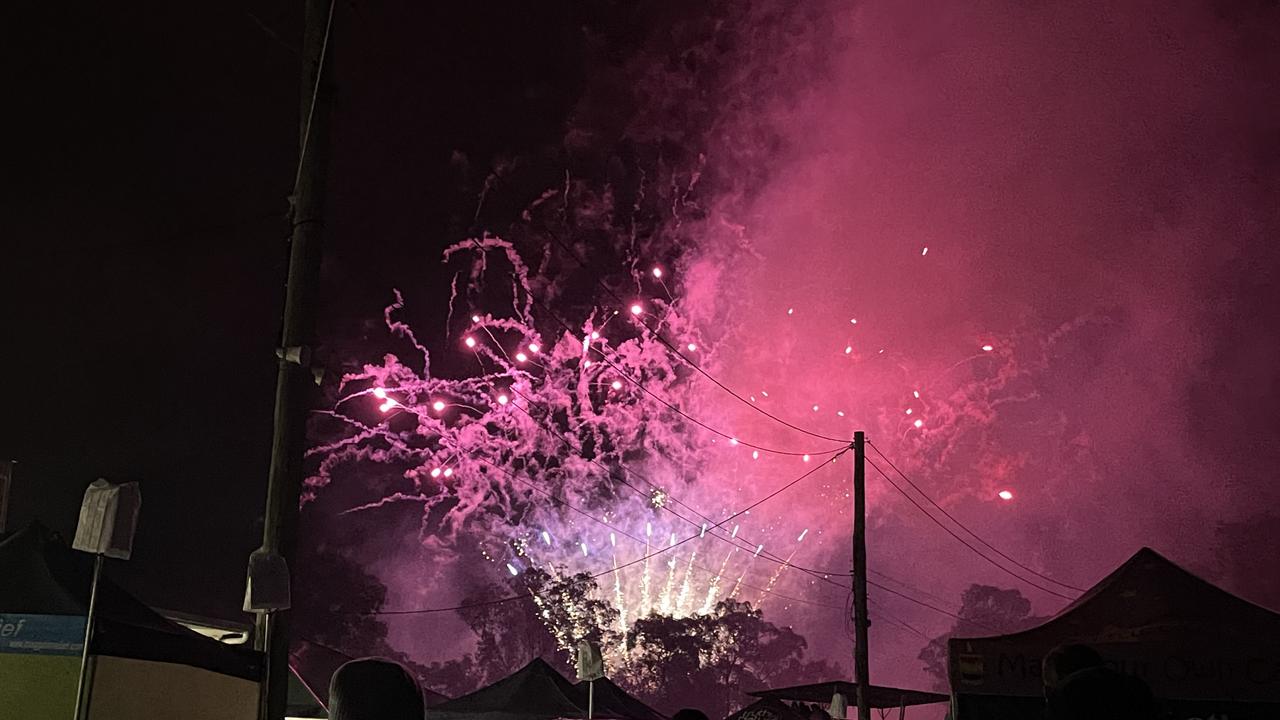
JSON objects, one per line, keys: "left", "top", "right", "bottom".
{"left": 2, "top": 0, "right": 587, "bottom": 617}
{"left": 4, "top": 0, "right": 1279, "bottom": 695}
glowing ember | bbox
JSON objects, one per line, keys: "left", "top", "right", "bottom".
{"left": 649, "top": 488, "right": 668, "bottom": 509}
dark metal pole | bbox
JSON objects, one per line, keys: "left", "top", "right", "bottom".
{"left": 253, "top": 1, "right": 335, "bottom": 718}
{"left": 73, "top": 553, "right": 104, "bottom": 720}
{"left": 852, "top": 431, "right": 871, "bottom": 720}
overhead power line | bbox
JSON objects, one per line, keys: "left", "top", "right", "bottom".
{"left": 474, "top": 455, "right": 848, "bottom": 612}
{"left": 531, "top": 232, "right": 849, "bottom": 444}
{"left": 866, "top": 456, "right": 1075, "bottom": 601}
{"left": 501, "top": 383, "right": 850, "bottom": 579}
{"left": 349, "top": 446, "right": 847, "bottom": 616}
{"left": 867, "top": 442, "right": 1085, "bottom": 593}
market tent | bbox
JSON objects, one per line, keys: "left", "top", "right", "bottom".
{"left": 749, "top": 680, "right": 948, "bottom": 709}
{"left": 426, "top": 657, "right": 584, "bottom": 720}
{"left": 428, "top": 657, "right": 664, "bottom": 720}
{"left": 948, "top": 546, "right": 1280, "bottom": 720}
{"left": 0, "top": 522, "right": 261, "bottom": 720}
{"left": 724, "top": 697, "right": 809, "bottom": 720}
{"left": 574, "top": 676, "right": 667, "bottom": 720}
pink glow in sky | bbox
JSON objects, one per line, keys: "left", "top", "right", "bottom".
{"left": 306, "top": 0, "right": 1279, "bottom": 699}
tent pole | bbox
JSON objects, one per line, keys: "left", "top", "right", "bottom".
{"left": 73, "top": 553, "right": 104, "bottom": 720}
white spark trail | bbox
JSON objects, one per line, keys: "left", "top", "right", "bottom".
{"left": 338, "top": 492, "right": 429, "bottom": 515}
{"left": 701, "top": 547, "right": 738, "bottom": 614}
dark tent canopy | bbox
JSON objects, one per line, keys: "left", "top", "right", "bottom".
{"left": 948, "top": 547, "right": 1280, "bottom": 720}
{"left": 0, "top": 521, "right": 260, "bottom": 680}
{"left": 427, "top": 658, "right": 664, "bottom": 720}
{"left": 749, "top": 680, "right": 948, "bottom": 709}
{"left": 574, "top": 676, "right": 667, "bottom": 720}
{"left": 724, "top": 697, "right": 809, "bottom": 720}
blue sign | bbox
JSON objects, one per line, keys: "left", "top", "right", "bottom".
{"left": 0, "top": 614, "right": 86, "bottom": 656}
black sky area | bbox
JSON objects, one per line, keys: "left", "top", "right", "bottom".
{"left": 1, "top": 0, "right": 592, "bottom": 619}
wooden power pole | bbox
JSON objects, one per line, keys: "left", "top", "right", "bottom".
{"left": 252, "top": 1, "right": 336, "bottom": 718}
{"left": 852, "top": 431, "right": 871, "bottom": 720}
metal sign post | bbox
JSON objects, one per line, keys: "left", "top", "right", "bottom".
{"left": 70, "top": 479, "right": 140, "bottom": 720}
{"left": 72, "top": 554, "right": 104, "bottom": 720}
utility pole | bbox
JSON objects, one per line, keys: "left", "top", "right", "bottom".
{"left": 251, "top": 1, "right": 336, "bottom": 719}
{"left": 851, "top": 431, "right": 871, "bottom": 720}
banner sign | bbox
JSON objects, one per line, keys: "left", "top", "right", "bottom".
{"left": 0, "top": 614, "right": 86, "bottom": 656}
{"left": 949, "top": 638, "right": 1280, "bottom": 702}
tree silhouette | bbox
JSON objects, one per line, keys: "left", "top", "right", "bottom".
{"left": 291, "top": 548, "right": 392, "bottom": 659}
{"left": 918, "top": 584, "right": 1046, "bottom": 688}
{"left": 624, "top": 599, "right": 841, "bottom": 716}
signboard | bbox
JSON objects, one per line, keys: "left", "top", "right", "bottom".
{"left": 0, "top": 614, "right": 86, "bottom": 656}
{"left": 72, "top": 479, "right": 141, "bottom": 559}
{"left": 949, "top": 640, "right": 1280, "bottom": 701}
{"left": 576, "top": 640, "right": 604, "bottom": 682}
